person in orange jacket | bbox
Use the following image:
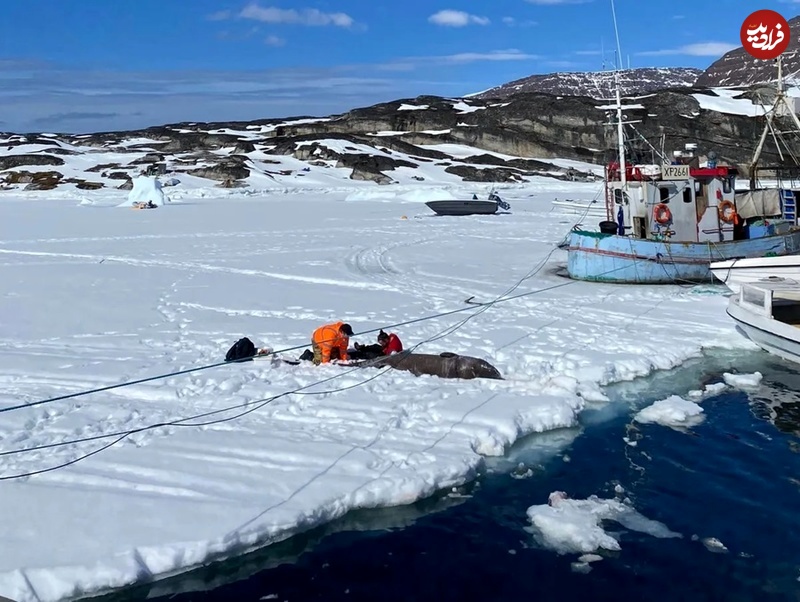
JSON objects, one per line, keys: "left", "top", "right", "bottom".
{"left": 311, "top": 321, "right": 354, "bottom": 365}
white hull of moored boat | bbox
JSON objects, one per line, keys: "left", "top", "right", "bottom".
{"left": 551, "top": 199, "right": 605, "bottom": 217}
{"left": 710, "top": 255, "right": 800, "bottom": 294}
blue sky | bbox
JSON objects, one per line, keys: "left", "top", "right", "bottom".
{"left": 1, "top": 0, "right": 798, "bottom": 133}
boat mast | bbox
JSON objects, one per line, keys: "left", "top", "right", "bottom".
{"left": 749, "top": 55, "right": 800, "bottom": 189}
{"left": 611, "top": 0, "right": 626, "bottom": 189}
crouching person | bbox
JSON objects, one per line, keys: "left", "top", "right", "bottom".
{"left": 352, "top": 329, "right": 403, "bottom": 360}
{"left": 311, "top": 321, "right": 353, "bottom": 365}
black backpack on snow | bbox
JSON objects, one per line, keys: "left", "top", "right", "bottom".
{"left": 225, "top": 337, "right": 256, "bottom": 362}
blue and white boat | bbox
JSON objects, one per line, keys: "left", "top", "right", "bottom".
{"left": 566, "top": 163, "right": 800, "bottom": 283}
{"left": 566, "top": 58, "right": 800, "bottom": 284}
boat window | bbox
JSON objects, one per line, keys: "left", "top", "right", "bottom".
{"left": 742, "top": 287, "right": 766, "bottom": 308}
{"left": 683, "top": 186, "right": 693, "bottom": 203}
{"left": 659, "top": 187, "right": 670, "bottom": 202}
{"left": 723, "top": 177, "right": 732, "bottom": 194}
{"left": 613, "top": 189, "right": 629, "bottom": 205}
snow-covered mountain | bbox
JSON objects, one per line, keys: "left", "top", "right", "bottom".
{"left": 469, "top": 67, "right": 703, "bottom": 100}
{"left": 696, "top": 16, "right": 800, "bottom": 87}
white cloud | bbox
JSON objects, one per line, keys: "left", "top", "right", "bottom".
{"left": 574, "top": 49, "right": 602, "bottom": 56}
{"left": 428, "top": 10, "right": 490, "bottom": 27}
{"left": 440, "top": 49, "right": 538, "bottom": 63}
{"left": 265, "top": 35, "right": 286, "bottom": 46}
{"left": 372, "top": 49, "right": 539, "bottom": 71}
{"left": 502, "top": 16, "right": 537, "bottom": 27}
{"left": 239, "top": 3, "right": 355, "bottom": 27}
{"left": 636, "top": 42, "right": 738, "bottom": 56}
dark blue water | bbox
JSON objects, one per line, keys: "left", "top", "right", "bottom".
{"left": 101, "top": 350, "right": 800, "bottom": 602}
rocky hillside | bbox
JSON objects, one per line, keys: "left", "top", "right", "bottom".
{"left": 0, "top": 88, "right": 787, "bottom": 194}
{"left": 471, "top": 67, "right": 702, "bottom": 100}
{"left": 696, "top": 16, "right": 800, "bottom": 87}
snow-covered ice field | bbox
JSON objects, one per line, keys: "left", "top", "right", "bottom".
{"left": 0, "top": 179, "right": 758, "bottom": 602}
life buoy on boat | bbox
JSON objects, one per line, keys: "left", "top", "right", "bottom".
{"left": 718, "top": 200, "right": 736, "bottom": 223}
{"left": 653, "top": 203, "right": 672, "bottom": 225}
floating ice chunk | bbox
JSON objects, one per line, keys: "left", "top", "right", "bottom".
{"left": 686, "top": 382, "right": 728, "bottom": 399}
{"left": 722, "top": 372, "right": 763, "bottom": 389}
{"left": 634, "top": 395, "right": 705, "bottom": 429}
{"left": 571, "top": 561, "right": 593, "bottom": 573}
{"left": 526, "top": 491, "right": 681, "bottom": 555}
{"left": 702, "top": 537, "right": 728, "bottom": 553}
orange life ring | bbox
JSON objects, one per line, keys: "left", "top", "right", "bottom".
{"left": 654, "top": 203, "right": 672, "bottom": 225}
{"left": 718, "top": 200, "right": 736, "bottom": 223}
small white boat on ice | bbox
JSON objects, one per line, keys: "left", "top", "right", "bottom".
{"left": 727, "top": 280, "right": 800, "bottom": 365}
{"left": 710, "top": 255, "right": 800, "bottom": 294}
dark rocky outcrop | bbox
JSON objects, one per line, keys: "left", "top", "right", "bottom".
{"left": 2, "top": 170, "right": 63, "bottom": 190}
{"left": 3, "top": 170, "right": 62, "bottom": 188}
{"left": 85, "top": 162, "right": 123, "bottom": 173}
{"left": 444, "top": 165, "right": 526, "bottom": 183}
{"left": 0, "top": 154, "right": 64, "bottom": 170}
{"left": 334, "top": 153, "right": 415, "bottom": 171}
{"left": 63, "top": 178, "right": 104, "bottom": 190}
{"left": 36, "top": 146, "right": 79, "bottom": 155}
{"left": 128, "top": 152, "right": 164, "bottom": 165}
{"left": 188, "top": 156, "right": 250, "bottom": 181}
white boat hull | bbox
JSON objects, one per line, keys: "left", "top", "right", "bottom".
{"left": 727, "top": 294, "right": 800, "bottom": 364}
{"left": 710, "top": 256, "right": 800, "bottom": 294}
{"left": 551, "top": 199, "right": 605, "bottom": 217}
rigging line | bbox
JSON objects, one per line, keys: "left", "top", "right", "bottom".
{"left": 0, "top": 250, "right": 585, "bottom": 474}
{"left": 0, "top": 242, "right": 589, "bottom": 416}
{"left": 0, "top": 260, "right": 635, "bottom": 478}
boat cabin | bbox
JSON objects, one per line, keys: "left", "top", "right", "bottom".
{"left": 605, "top": 158, "right": 741, "bottom": 243}
{"left": 737, "top": 280, "right": 800, "bottom": 324}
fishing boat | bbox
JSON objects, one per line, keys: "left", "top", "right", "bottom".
{"left": 426, "top": 192, "right": 511, "bottom": 216}
{"left": 727, "top": 280, "right": 800, "bottom": 365}
{"left": 565, "top": 52, "right": 800, "bottom": 284}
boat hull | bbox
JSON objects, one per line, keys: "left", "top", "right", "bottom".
{"left": 567, "top": 229, "right": 800, "bottom": 284}
{"left": 710, "top": 256, "right": 800, "bottom": 294}
{"left": 425, "top": 200, "right": 498, "bottom": 216}
{"left": 551, "top": 199, "right": 605, "bottom": 217}
{"left": 727, "top": 296, "right": 800, "bottom": 365}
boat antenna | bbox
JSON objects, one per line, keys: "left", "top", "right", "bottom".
{"left": 611, "top": 0, "right": 623, "bottom": 71}
{"left": 601, "top": 37, "right": 605, "bottom": 70}
{"left": 610, "top": 0, "right": 626, "bottom": 188}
